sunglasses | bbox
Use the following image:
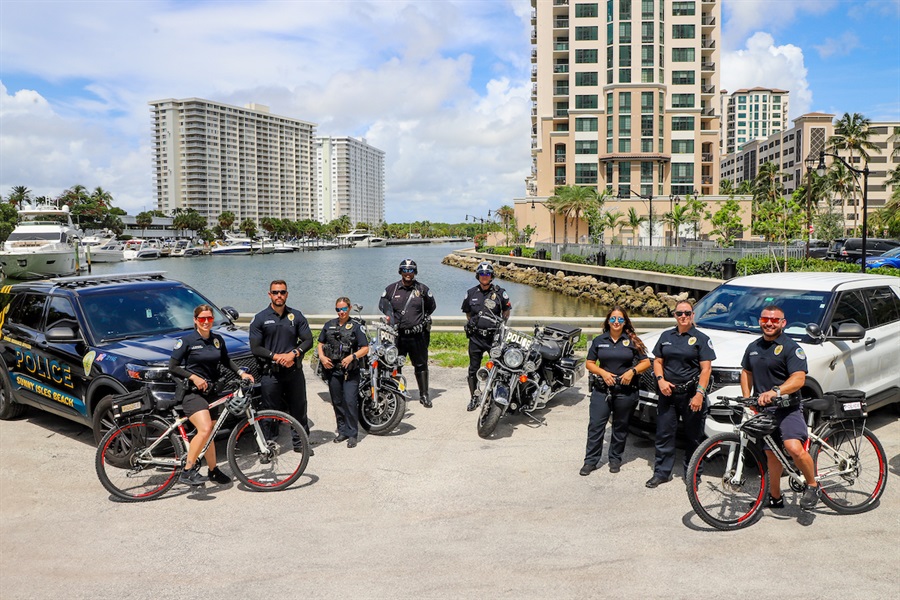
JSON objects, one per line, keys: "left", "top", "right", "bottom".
{"left": 609, "top": 316, "right": 625, "bottom": 324}
{"left": 759, "top": 316, "right": 784, "bottom": 324}
{"left": 269, "top": 290, "right": 288, "bottom": 296}
{"left": 400, "top": 268, "right": 416, "bottom": 274}
{"left": 336, "top": 306, "right": 350, "bottom": 313}
{"left": 674, "top": 310, "right": 693, "bottom": 317}
{"left": 196, "top": 316, "right": 214, "bottom": 323}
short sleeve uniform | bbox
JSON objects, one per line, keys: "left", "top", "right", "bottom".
{"left": 651, "top": 326, "right": 716, "bottom": 385}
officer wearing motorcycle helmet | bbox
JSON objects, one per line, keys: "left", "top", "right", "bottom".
{"left": 378, "top": 258, "right": 437, "bottom": 407}
{"left": 461, "top": 261, "right": 511, "bottom": 411}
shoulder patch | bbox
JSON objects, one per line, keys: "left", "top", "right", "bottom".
{"left": 174, "top": 339, "right": 183, "bottom": 350}
{"left": 708, "top": 339, "right": 714, "bottom": 349}
{"left": 795, "top": 348, "right": 806, "bottom": 360}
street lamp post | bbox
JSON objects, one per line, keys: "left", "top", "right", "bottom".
{"left": 817, "top": 151, "right": 869, "bottom": 273}
{"left": 803, "top": 155, "right": 819, "bottom": 259}
{"left": 619, "top": 188, "right": 654, "bottom": 246}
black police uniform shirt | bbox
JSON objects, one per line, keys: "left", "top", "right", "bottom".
{"left": 169, "top": 330, "right": 231, "bottom": 385}
{"left": 379, "top": 280, "right": 436, "bottom": 330}
{"left": 587, "top": 332, "right": 647, "bottom": 377}
{"left": 461, "top": 284, "right": 512, "bottom": 331}
{"left": 318, "top": 318, "right": 368, "bottom": 370}
{"left": 249, "top": 305, "right": 313, "bottom": 363}
{"left": 652, "top": 326, "right": 716, "bottom": 384}
{"left": 741, "top": 332, "right": 808, "bottom": 395}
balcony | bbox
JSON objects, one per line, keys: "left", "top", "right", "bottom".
{"left": 553, "top": 64, "right": 569, "bottom": 73}
{"left": 702, "top": 176, "right": 714, "bottom": 185}
{"left": 702, "top": 153, "right": 714, "bottom": 162}
{"left": 701, "top": 38, "right": 715, "bottom": 49}
{"left": 701, "top": 108, "right": 715, "bottom": 116}
{"left": 554, "top": 154, "right": 566, "bottom": 163}
{"left": 555, "top": 176, "right": 566, "bottom": 185}
{"left": 702, "top": 85, "right": 715, "bottom": 94}
{"left": 532, "top": 65, "right": 538, "bottom": 78}
{"left": 554, "top": 0, "right": 569, "bottom": 5}
{"left": 701, "top": 15, "right": 715, "bottom": 26}
{"left": 555, "top": 109, "right": 569, "bottom": 117}
{"left": 554, "top": 19, "right": 569, "bottom": 28}
{"left": 701, "top": 62, "right": 715, "bottom": 72}
{"left": 554, "top": 86, "right": 569, "bottom": 95}
{"left": 555, "top": 42, "right": 569, "bottom": 52}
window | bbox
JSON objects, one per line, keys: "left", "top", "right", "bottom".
{"left": 619, "top": 161, "right": 631, "bottom": 182}
{"left": 641, "top": 68, "right": 654, "bottom": 83}
{"left": 575, "top": 140, "right": 599, "bottom": 154}
{"left": 671, "top": 116, "right": 695, "bottom": 130}
{"left": 606, "top": 162, "right": 614, "bottom": 183}
{"left": 641, "top": 139, "right": 653, "bottom": 152}
{"left": 606, "top": 115, "right": 614, "bottom": 136}
{"left": 576, "top": 95, "right": 598, "bottom": 109}
{"left": 642, "top": 45, "right": 654, "bottom": 66}
{"left": 575, "top": 3, "right": 599, "bottom": 17}
{"left": 671, "top": 94, "right": 695, "bottom": 108}
{"left": 576, "top": 49, "right": 599, "bottom": 63}
{"left": 641, "top": 21, "right": 654, "bottom": 42}
{"left": 642, "top": 0, "right": 654, "bottom": 18}
{"left": 671, "top": 162, "right": 694, "bottom": 183}
{"left": 619, "top": 0, "right": 631, "bottom": 19}
{"left": 672, "top": 1, "right": 695, "bottom": 15}
{"left": 866, "top": 287, "right": 900, "bottom": 327}
{"left": 641, "top": 161, "right": 653, "bottom": 182}
{"left": 619, "top": 138, "right": 632, "bottom": 152}
{"left": 619, "top": 91, "right": 632, "bottom": 110}
{"left": 576, "top": 72, "right": 599, "bottom": 86}
{"left": 672, "top": 139, "right": 695, "bottom": 153}
{"left": 619, "top": 22, "right": 631, "bottom": 43}
{"left": 8, "top": 294, "right": 46, "bottom": 330}
{"left": 619, "top": 115, "right": 631, "bottom": 135}
{"left": 672, "top": 24, "right": 695, "bottom": 39}
{"left": 619, "top": 68, "right": 632, "bottom": 83}
{"left": 575, "top": 117, "right": 599, "bottom": 131}
{"left": 606, "top": 93, "right": 614, "bottom": 112}
{"left": 576, "top": 26, "right": 599, "bottom": 41}
{"left": 575, "top": 163, "right": 598, "bottom": 184}
{"left": 641, "top": 115, "right": 654, "bottom": 136}
{"left": 830, "top": 291, "right": 870, "bottom": 330}
{"left": 672, "top": 47, "right": 695, "bottom": 62}
{"left": 641, "top": 92, "right": 654, "bottom": 113}
{"left": 672, "top": 70, "right": 695, "bottom": 84}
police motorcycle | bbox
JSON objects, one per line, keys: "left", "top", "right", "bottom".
{"left": 474, "top": 313, "right": 585, "bottom": 438}
{"left": 315, "top": 305, "right": 407, "bottom": 435}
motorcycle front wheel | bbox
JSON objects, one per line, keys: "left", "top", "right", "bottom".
{"left": 476, "top": 390, "right": 503, "bottom": 439}
{"left": 359, "top": 386, "right": 406, "bottom": 435}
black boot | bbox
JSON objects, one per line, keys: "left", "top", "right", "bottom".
{"left": 467, "top": 374, "right": 479, "bottom": 411}
{"left": 416, "top": 370, "right": 431, "bottom": 408}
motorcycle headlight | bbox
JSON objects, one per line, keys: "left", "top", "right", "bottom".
{"left": 490, "top": 345, "right": 503, "bottom": 359}
{"left": 383, "top": 345, "right": 399, "bottom": 365}
{"left": 503, "top": 347, "right": 525, "bottom": 369}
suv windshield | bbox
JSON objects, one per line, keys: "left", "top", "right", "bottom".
{"left": 80, "top": 286, "right": 229, "bottom": 342}
{"left": 693, "top": 284, "right": 832, "bottom": 340}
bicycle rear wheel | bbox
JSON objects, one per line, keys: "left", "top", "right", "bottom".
{"left": 686, "top": 433, "right": 768, "bottom": 531}
{"left": 812, "top": 424, "right": 887, "bottom": 514}
{"left": 227, "top": 410, "right": 309, "bottom": 491}
{"left": 95, "top": 417, "right": 183, "bottom": 502}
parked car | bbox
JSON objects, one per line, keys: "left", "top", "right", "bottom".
{"left": 826, "top": 237, "right": 900, "bottom": 263}
{"left": 631, "top": 272, "right": 900, "bottom": 439}
{"left": 807, "top": 239, "right": 831, "bottom": 259}
{"left": 0, "top": 272, "right": 257, "bottom": 443}
{"left": 864, "top": 246, "right": 900, "bottom": 269}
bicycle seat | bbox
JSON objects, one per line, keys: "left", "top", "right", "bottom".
{"left": 155, "top": 396, "right": 181, "bottom": 411}
{"left": 804, "top": 397, "right": 831, "bottom": 413}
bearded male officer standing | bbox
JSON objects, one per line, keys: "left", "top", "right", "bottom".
{"left": 249, "top": 280, "right": 314, "bottom": 452}
{"left": 379, "top": 259, "right": 436, "bottom": 407}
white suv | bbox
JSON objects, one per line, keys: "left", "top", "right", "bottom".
{"left": 632, "top": 272, "right": 900, "bottom": 437}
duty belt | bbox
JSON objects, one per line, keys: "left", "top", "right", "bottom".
{"left": 400, "top": 323, "right": 426, "bottom": 335}
{"left": 671, "top": 381, "right": 698, "bottom": 395}
{"left": 474, "top": 327, "right": 497, "bottom": 337}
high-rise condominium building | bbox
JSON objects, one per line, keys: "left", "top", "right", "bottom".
{"left": 149, "top": 98, "right": 317, "bottom": 225}
{"left": 721, "top": 87, "right": 789, "bottom": 154}
{"left": 315, "top": 137, "right": 385, "bottom": 226}
{"left": 529, "top": 0, "right": 721, "bottom": 200}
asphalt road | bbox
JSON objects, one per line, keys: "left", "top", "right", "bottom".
{"left": 1, "top": 367, "right": 898, "bottom": 599}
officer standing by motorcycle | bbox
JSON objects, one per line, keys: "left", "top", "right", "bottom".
{"left": 461, "top": 261, "right": 511, "bottom": 411}
{"left": 646, "top": 300, "right": 715, "bottom": 488}
{"left": 249, "top": 280, "right": 314, "bottom": 451}
{"left": 317, "top": 297, "right": 369, "bottom": 448}
{"left": 379, "top": 259, "right": 436, "bottom": 407}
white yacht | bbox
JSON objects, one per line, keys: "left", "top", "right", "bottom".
{"left": 86, "top": 240, "right": 126, "bottom": 263}
{"left": 336, "top": 230, "right": 387, "bottom": 248}
{"left": 123, "top": 239, "right": 162, "bottom": 260}
{"left": 210, "top": 235, "right": 253, "bottom": 255}
{"left": 0, "top": 205, "right": 82, "bottom": 279}
{"left": 169, "top": 239, "right": 202, "bottom": 257}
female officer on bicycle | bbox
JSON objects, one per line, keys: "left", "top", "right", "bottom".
{"left": 169, "top": 304, "right": 254, "bottom": 485}
{"left": 581, "top": 306, "right": 651, "bottom": 476}
{"left": 317, "top": 297, "right": 369, "bottom": 448}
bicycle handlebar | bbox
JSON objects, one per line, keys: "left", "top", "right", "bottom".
{"left": 714, "top": 395, "right": 801, "bottom": 409}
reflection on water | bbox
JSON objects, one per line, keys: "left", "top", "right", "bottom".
{"left": 18, "top": 243, "right": 609, "bottom": 317}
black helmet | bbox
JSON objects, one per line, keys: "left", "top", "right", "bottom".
{"left": 226, "top": 388, "right": 250, "bottom": 416}
{"left": 475, "top": 261, "right": 494, "bottom": 279}
{"left": 399, "top": 258, "right": 417, "bottom": 274}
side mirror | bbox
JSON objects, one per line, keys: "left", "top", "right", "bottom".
{"left": 806, "top": 323, "right": 823, "bottom": 339}
{"left": 220, "top": 306, "right": 240, "bottom": 321}
{"left": 830, "top": 322, "right": 865, "bottom": 341}
{"left": 45, "top": 326, "right": 80, "bottom": 343}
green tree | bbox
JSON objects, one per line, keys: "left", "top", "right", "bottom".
{"left": 755, "top": 193, "right": 805, "bottom": 269}
{"left": 828, "top": 112, "right": 881, "bottom": 228}
{"left": 718, "top": 179, "right": 734, "bottom": 195}
{"left": 218, "top": 211, "right": 236, "bottom": 233}
{"left": 6, "top": 185, "right": 32, "bottom": 209}
{"left": 0, "top": 202, "right": 18, "bottom": 243}
{"left": 623, "top": 207, "right": 646, "bottom": 244}
{"left": 662, "top": 203, "right": 693, "bottom": 246}
{"left": 239, "top": 218, "right": 257, "bottom": 238}
{"left": 135, "top": 211, "right": 153, "bottom": 238}
{"left": 736, "top": 180, "right": 753, "bottom": 195}
{"left": 495, "top": 205, "right": 516, "bottom": 245}
{"left": 595, "top": 209, "right": 624, "bottom": 244}
{"left": 705, "top": 197, "right": 745, "bottom": 247}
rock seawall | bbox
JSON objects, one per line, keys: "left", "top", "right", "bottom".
{"left": 443, "top": 254, "right": 694, "bottom": 317}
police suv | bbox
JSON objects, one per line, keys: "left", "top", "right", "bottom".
{"left": 0, "top": 272, "right": 256, "bottom": 442}
{"left": 632, "top": 272, "right": 900, "bottom": 438}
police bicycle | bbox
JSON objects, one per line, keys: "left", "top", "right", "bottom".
{"left": 95, "top": 379, "right": 310, "bottom": 501}
{"left": 686, "top": 391, "right": 887, "bottom": 530}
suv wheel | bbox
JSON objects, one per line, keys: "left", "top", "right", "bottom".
{"left": 0, "top": 368, "right": 26, "bottom": 420}
{"left": 92, "top": 395, "right": 118, "bottom": 444}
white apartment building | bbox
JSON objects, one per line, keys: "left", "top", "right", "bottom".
{"left": 528, "top": 0, "right": 721, "bottom": 202}
{"left": 149, "top": 98, "right": 317, "bottom": 226}
{"left": 315, "top": 136, "right": 385, "bottom": 226}
{"left": 720, "top": 87, "right": 789, "bottom": 155}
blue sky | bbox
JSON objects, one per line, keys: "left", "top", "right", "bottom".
{"left": 1, "top": 0, "right": 898, "bottom": 222}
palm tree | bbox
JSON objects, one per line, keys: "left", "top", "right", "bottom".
{"left": 90, "top": 186, "right": 114, "bottom": 209}
{"left": 135, "top": 211, "right": 153, "bottom": 238}
{"left": 718, "top": 179, "right": 734, "bottom": 195}
{"left": 623, "top": 207, "right": 646, "bottom": 245}
{"left": 683, "top": 195, "right": 707, "bottom": 240}
{"left": 218, "top": 211, "right": 236, "bottom": 234}
{"left": 7, "top": 185, "right": 32, "bottom": 208}
{"left": 599, "top": 210, "right": 624, "bottom": 244}
{"left": 495, "top": 205, "right": 516, "bottom": 245}
{"left": 239, "top": 218, "right": 257, "bottom": 238}
{"left": 550, "top": 185, "right": 598, "bottom": 243}
{"left": 736, "top": 180, "right": 753, "bottom": 195}
{"left": 754, "top": 161, "right": 784, "bottom": 207}
{"left": 828, "top": 112, "right": 881, "bottom": 229}
{"left": 662, "top": 203, "right": 692, "bottom": 246}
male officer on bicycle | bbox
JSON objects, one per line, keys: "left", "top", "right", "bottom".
{"left": 740, "top": 304, "right": 818, "bottom": 509}
{"left": 250, "top": 280, "right": 314, "bottom": 452}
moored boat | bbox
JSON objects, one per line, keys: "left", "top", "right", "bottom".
{"left": 0, "top": 205, "right": 82, "bottom": 279}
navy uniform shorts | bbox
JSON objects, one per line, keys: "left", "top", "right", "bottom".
{"left": 764, "top": 407, "right": 808, "bottom": 450}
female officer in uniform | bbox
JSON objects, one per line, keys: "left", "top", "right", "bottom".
{"left": 581, "top": 306, "right": 651, "bottom": 476}
{"left": 169, "top": 304, "right": 254, "bottom": 486}
{"left": 647, "top": 300, "right": 715, "bottom": 488}
{"left": 317, "top": 297, "right": 369, "bottom": 448}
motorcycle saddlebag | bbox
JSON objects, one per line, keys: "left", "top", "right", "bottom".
{"left": 543, "top": 324, "right": 582, "bottom": 356}
{"left": 556, "top": 356, "right": 586, "bottom": 387}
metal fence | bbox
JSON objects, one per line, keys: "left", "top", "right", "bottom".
{"left": 534, "top": 242, "right": 805, "bottom": 267}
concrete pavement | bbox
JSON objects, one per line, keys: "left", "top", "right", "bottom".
{"left": 1, "top": 366, "right": 898, "bottom": 599}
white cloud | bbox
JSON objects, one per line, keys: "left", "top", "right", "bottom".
{"left": 721, "top": 32, "right": 813, "bottom": 119}
{"left": 814, "top": 31, "right": 861, "bottom": 58}
{"left": 722, "top": 0, "right": 838, "bottom": 50}
{"left": 0, "top": 1, "right": 532, "bottom": 221}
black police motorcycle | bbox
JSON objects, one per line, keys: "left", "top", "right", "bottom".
{"left": 315, "top": 305, "right": 407, "bottom": 435}
{"left": 474, "top": 313, "right": 585, "bottom": 438}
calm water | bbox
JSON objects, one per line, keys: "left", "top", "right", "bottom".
{"left": 19, "top": 243, "right": 601, "bottom": 317}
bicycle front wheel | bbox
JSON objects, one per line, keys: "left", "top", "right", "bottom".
{"left": 95, "top": 417, "right": 184, "bottom": 502}
{"left": 812, "top": 424, "right": 887, "bottom": 514}
{"left": 227, "top": 410, "right": 309, "bottom": 491}
{"left": 686, "top": 433, "right": 768, "bottom": 531}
